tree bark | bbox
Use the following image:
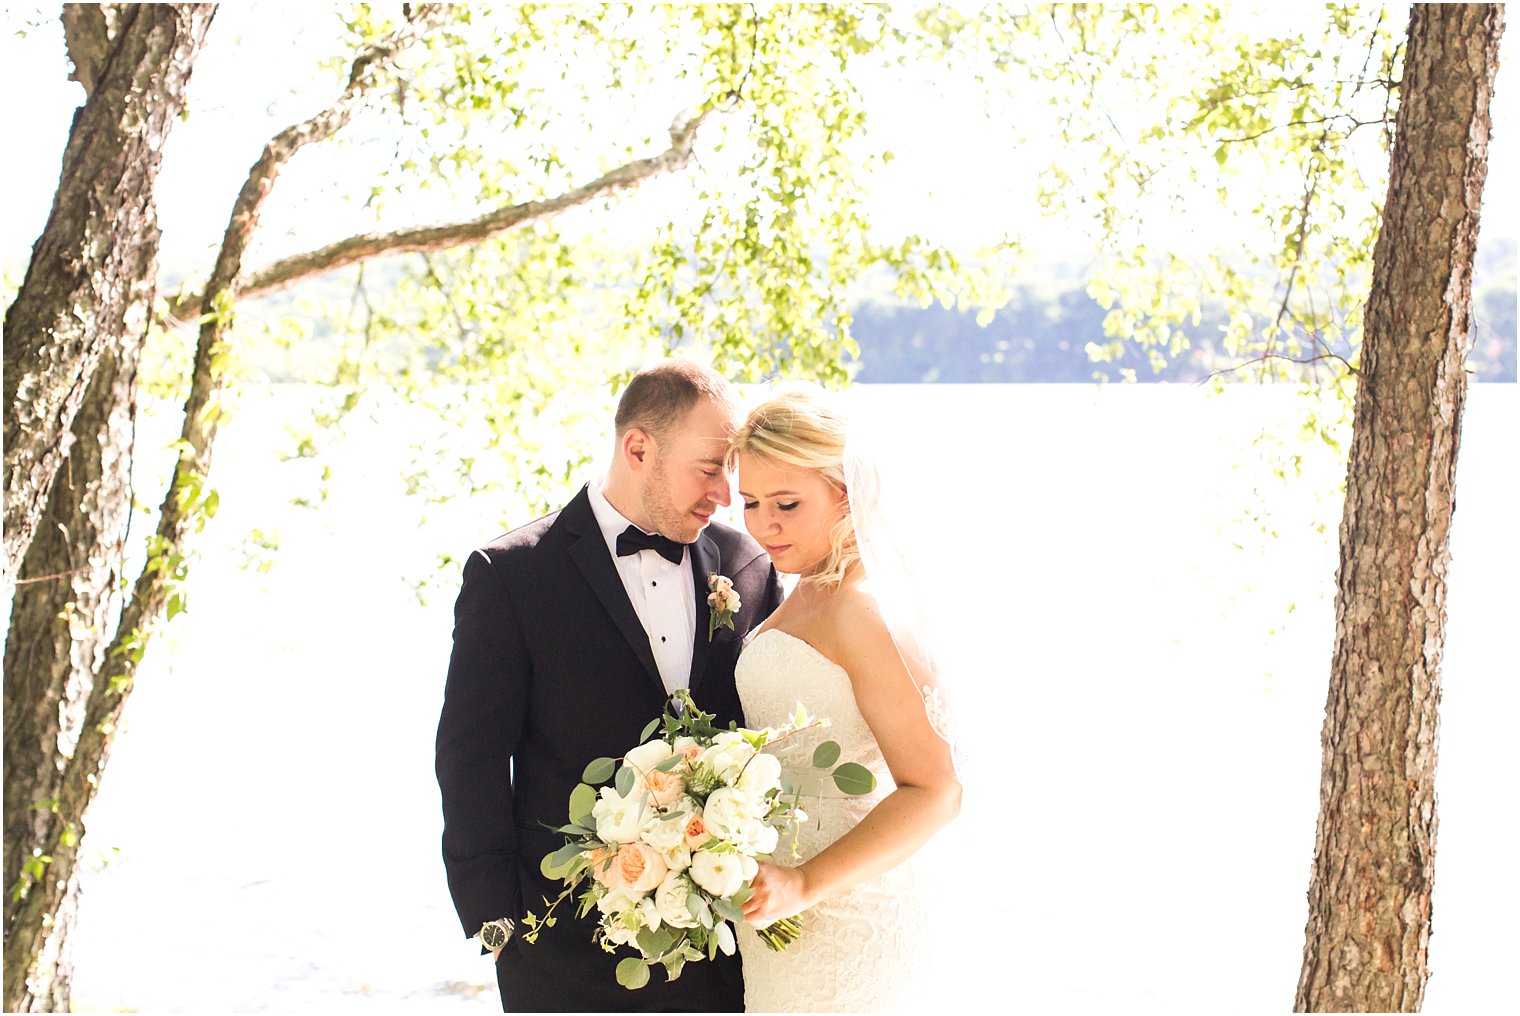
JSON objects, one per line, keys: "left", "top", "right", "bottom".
{"left": 1, "top": 8, "right": 449, "bottom": 1011}
{"left": 2, "top": 4, "right": 213, "bottom": 606}
{"left": 2, "top": 336, "right": 143, "bottom": 1013}
{"left": 1296, "top": 5, "right": 1503, "bottom": 1012}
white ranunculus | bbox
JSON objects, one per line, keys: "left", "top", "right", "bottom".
{"left": 736, "top": 751, "right": 783, "bottom": 795}
{"left": 625, "top": 739, "right": 675, "bottom": 776}
{"left": 740, "top": 854, "right": 759, "bottom": 881}
{"left": 592, "top": 785, "right": 649, "bottom": 844}
{"left": 654, "top": 873, "right": 700, "bottom": 929}
{"left": 688, "top": 850, "right": 746, "bottom": 898}
{"left": 638, "top": 895, "right": 663, "bottom": 932}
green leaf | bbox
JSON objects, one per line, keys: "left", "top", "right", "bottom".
{"left": 541, "top": 842, "right": 584, "bottom": 879}
{"left": 710, "top": 896, "right": 743, "bottom": 923}
{"left": 811, "top": 740, "right": 841, "bottom": 768}
{"left": 615, "top": 765, "right": 636, "bottom": 797}
{"left": 655, "top": 754, "right": 683, "bottom": 772}
{"left": 583, "top": 757, "right": 616, "bottom": 784}
{"left": 640, "top": 717, "right": 661, "bottom": 741}
{"left": 616, "top": 957, "right": 650, "bottom": 990}
{"left": 569, "top": 783, "right": 597, "bottom": 825}
{"left": 831, "top": 762, "right": 877, "bottom": 796}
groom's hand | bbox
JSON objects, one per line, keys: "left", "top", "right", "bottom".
{"left": 741, "top": 861, "right": 812, "bottom": 927}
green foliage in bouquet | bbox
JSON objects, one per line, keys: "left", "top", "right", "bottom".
{"left": 523, "top": 690, "right": 875, "bottom": 989}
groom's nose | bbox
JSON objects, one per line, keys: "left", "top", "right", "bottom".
{"left": 708, "top": 474, "right": 733, "bottom": 508}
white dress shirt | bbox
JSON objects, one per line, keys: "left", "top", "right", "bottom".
{"left": 587, "top": 481, "right": 696, "bottom": 695}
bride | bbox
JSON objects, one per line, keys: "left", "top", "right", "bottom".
{"left": 727, "top": 385, "right": 962, "bottom": 1012}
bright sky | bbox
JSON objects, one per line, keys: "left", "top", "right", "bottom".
{"left": 2, "top": 3, "right": 1514, "bottom": 288}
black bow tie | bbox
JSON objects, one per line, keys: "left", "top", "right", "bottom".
{"left": 616, "top": 525, "right": 686, "bottom": 565}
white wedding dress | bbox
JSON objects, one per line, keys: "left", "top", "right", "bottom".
{"left": 734, "top": 629, "right": 930, "bottom": 1013}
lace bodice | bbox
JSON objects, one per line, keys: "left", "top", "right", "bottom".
{"left": 732, "top": 629, "right": 928, "bottom": 1012}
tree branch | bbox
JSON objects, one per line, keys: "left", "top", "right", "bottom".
{"left": 60, "top": 3, "right": 113, "bottom": 96}
{"left": 162, "top": 105, "right": 714, "bottom": 323}
{"left": 1199, "top": 349, "right": 1357, "bottom": 385}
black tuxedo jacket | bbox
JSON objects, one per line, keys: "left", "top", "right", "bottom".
{"left": 436, "top": 486, "right": 784, "bottom": 1012}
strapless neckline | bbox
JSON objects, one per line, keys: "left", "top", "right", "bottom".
{"left": 745, "top": 628, "right": 848, "bottom": 678}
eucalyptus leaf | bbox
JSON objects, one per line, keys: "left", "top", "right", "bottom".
{"left": 615, "top": 765, "right": 636, "bottom": 797}
{"left": 811, "top": 740, "right": 841, "bottom": 768}
{"left": 541, "top": 842, "right": 584, "bottom": 879}
{"left": 583, "top": 757, "right": 615, "bottom": 784}
{"left": 640, "top": 717, "right": 661, "bottom": 741}
{"left": 616, "top": 957, "right": 650, "bottom": 990}
{"left": 711, "top": 896, "right": 743, "bottom": 923}
{"left": 831, "top": 762, "right": 877, "bottom": 796}
{"left": 569, "top": 782, "right": 597, "bottom": 824}
{"left": 655, "top": 754, "right": 684, "bottom": 772}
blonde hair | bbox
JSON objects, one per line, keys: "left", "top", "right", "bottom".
{"left": 726, "top": 385, "right": 857, "bottom": 589}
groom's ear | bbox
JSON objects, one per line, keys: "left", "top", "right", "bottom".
{"left": 622, "top": 426, "right": 653, "bottom": 469}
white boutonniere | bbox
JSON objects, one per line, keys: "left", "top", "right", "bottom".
{"left": 706, "top": 573, "right": 741, "bottom": 641}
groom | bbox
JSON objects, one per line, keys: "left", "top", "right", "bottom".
{"left": 436, "top": 360, "right": 783, "bottom": 1012}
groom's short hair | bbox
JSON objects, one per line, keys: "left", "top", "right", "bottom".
{"left": 615, "top": 359, "right": 736, "bottom": 443}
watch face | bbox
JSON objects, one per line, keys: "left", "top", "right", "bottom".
{"left": 481, "top": 922, "right": 507, "bottom": 949}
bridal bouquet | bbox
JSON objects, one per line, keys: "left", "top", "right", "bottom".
{"left": 523, "top": 690, "right": 874, "bottom": 990}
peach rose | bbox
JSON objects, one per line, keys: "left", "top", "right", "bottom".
{"left": 642, "top": 767, "right": 687, "bottom": 807}
{"left": 613, "top": 841, "right": 668, "bottom": 895}
{"left": 673, "top": 737, "right": 703, "bottom": 768}
{"left": 683, "top": 813, "right": 713, "bottom": 851}
{"left": 590, "top": 847, "right": 624, "bottom": 892}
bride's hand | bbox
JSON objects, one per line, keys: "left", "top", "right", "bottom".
{"left": 741, "top": 861, "right": 812, "bottom": 927}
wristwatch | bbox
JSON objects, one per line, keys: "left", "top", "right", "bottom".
{"left": 478, "top": 918, "right": 514, "bottom": 950}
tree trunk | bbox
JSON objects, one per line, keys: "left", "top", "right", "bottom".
{"left": 1295, "top": 5, "right": 1503, "bottom": 1012}
{"left": 3, "top": 339, "right": 143, "bottom": 1013}
{"left": 1, "top": 6, "right": 212, "bottom": 1010}
{"left": 1, "top": 4, "right": 212, "bottom": 604}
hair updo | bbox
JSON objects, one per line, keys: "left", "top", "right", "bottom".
{"left": 726, "top": 385, "right": 857, "bottom": 589}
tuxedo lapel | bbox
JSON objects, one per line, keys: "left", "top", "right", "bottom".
{"left": 562, "top": 488, "right": 665, "bottom": 698}
{"left": 687, "top": 531, "right": 722, "bottom": 694}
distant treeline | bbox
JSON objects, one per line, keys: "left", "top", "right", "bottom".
{"left": 206, "top": 238, "right": 1514, "bottom": 386}
{"left": 851, "top": 239, "right": 1516, "bottom": 385}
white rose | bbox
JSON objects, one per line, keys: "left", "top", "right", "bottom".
{"left": 592, "top": 785, "right": 649, "bottom": 844}
{"left": 640, "top": 804, "right": 692, "bottom": 852}
{"left": 701, "top": 788, "right": 753, "bottom": 845}
{"left": 596, "top": 885, "right": 637, "bottom": 916}
{"left": 654, "top": 873, "right": 700, "bottom": 929}
{"left": 688, "top": 850, "right": 746, "bottom": 898}
{"left": 661, "top": 843, "right": 692, "bottom": 873}
{"left": 697, "top": 732, "right": 755, "bottom": 783}
{"left": 745, "top": 820, "right": 779, "bottom": 856}
{"left": 625, "top": 739, "right": 675, "bottom": 776}
{"left": 736, "top": 751, "right": 783, "bottom": 795}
